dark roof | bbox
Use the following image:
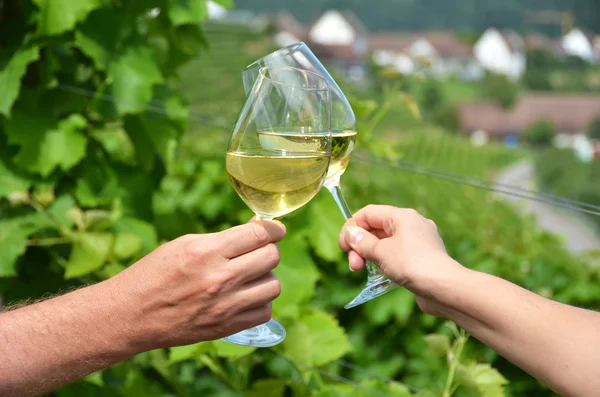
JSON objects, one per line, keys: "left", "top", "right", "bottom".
{"left": 525, "top": 33, "right": 564, "bottom": 56}
{"left": 459, "top": 94, "right": 600, "bottom": 136}
{"left": 369, "top": 32, "right": 472, "bottom": 58}
{"left": 274, "top": 12, "right": 307, "bottom": 40}
{"left": 500, "top": 29, "right": 525, "bottom": 53}
{"left": 340, "top": 10, "right": 369, "bottom": 37}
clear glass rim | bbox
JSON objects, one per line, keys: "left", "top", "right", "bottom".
{"left": 258, "top": 66, "right": 330, "bottom": 92}
{"left": 244, "top": 42, "right": 306, "bottom": 71}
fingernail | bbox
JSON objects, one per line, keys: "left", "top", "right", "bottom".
{"left": 346, "top": 226, "right": 364, "bottom": 247}
{"left": 273, "top": 220, "right": 286, "bottom": 233}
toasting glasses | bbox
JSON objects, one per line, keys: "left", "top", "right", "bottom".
{"left": 243, "top": 42, "right": 397, "bottom": 309}
{"left": 223, "top": 66, "right": 332, "bottom": 347}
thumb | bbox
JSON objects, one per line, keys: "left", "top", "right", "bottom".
{"left": 344, "top": 226, "right": 381, "bottom": 262}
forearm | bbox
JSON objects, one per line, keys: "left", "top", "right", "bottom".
{"left": 0, "top": 279, "right": 144, "bottom": 396}
{"left": 434, "top": 265, "right": 600, "bottom": 397}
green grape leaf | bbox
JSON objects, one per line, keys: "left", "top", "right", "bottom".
{"left": 457, "top": 362, "right": 509, "bottom": 397}
{"left": 110, "top": 46, "right": 164, "bottom": 115}
{"left": 83, "top": 371, "right": 104, "bottom": 387}
{"left": 0, "top": 46, "right": 40, "bottom": 116}
{"left": 366, "top": 288, "right": 415, "bottom": 326}
{"left": 246, "top": 379, "right": 287, "bottom": 397}
{"left": 0, "top": 156, "right": 31, "bottom": 199}
{"left": 300, "top": 309, "right": 350, "bottom": 366}
{"left": 112, "top": 232, "right": 143, "bottom": 260}
{"left": 169, "top": 342, "right": 215, "bottom": 364}
{"left": 168, "top": 0, "right": 208, "bottom": 26}
{"left": 424, "top": 333, "right": 451, "bottom": 357}
{"left": 33, "top": 0, "right": 102, "bottom": 36}
{"left": 313, "top": 384, "right": 355, "bottom": 397}
{"left": 308, "top": 191, "right": 345, "bottom": 262}
{"left": 5, "top": 113, "right": 88, "bottom": 177}
{"left": 212, "top": 340, "right": 255, "bottom": 359}
{"left": 74, "top": 158, "right": 119, "bottom": 207}
{"left": 64, "top": 232, "right": 114, "bottom": 278}
{"left": 402, "top": 93, "right": 421, "bottom": 120}
{"left": 89, "top": 125, "right": 136, "bottom": 165}
{"left": 124, "top": 112, "right": 184, "bottom": 171}
{"left": 47, "top": 195, "right": 77, "bottom": 229}
{"left": 279, "top": 321, "right": 312, "bottom": 366}
{"left": 273, "top": 235, "right": 320, "bottom": 317}
{"left": 0, "top": 220, "right": 31, "bottom": 277}
{"left": 74, "top": 9, "right": 126, "bottom": 70}
{"left": 113, "top": 217, "right": 158, "bottom": 256}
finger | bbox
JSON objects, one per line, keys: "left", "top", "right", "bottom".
{"left": 343, "top": 226, "right": 383, "bottom": 263}
{"left": 225, "top": 304, "right": 273, "bottom": 336}
{"left": 352, "top": 205, "right": 401, "bottom": 231}
{"left": 226, "top": 243, "right": 280, "bottom": 285}
{"left": 217, "top": 221, "right": 286, "bottom": 259}
{"left": 349, "top": 250, "right": 365, "bottom": 272}
{"left": 231, "top": 272, "right": 281, "bottom": 312}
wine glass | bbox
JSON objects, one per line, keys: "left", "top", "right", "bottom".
{"left": 243, "top": 42, "right": 397, "bottom": 309}
{"left": 223, "top": 66, "right": 332, "bottom": 347}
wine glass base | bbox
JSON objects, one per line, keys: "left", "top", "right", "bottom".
{"left": 221, "top": 318, "right": 286, "bottom": 348}
{"left": 344, "top": 275, "right": 398, "bottom": 309}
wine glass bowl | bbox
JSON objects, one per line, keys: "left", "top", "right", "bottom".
{"left": 243, "top": 43, "right": 398, "bottom": 310}
{"left": 222, "top": 66, "right": 332, "bottom": 347}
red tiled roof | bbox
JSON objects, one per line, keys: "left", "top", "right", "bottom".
{"left": 369, "top": 32, "right": 472, "bottom": 58}
{"left": 459, "top": 94, "right": 600, "bottom": 136}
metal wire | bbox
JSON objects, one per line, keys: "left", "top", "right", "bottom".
{"left": 271, "top": 351, "right": 423, "bottom": 397}
{"left": 56, "top": 83, "right": 600, "bottom": 219}
{"left": 334, "top": 359, "right": 438, "bottom": 397}
{"left": 353, "top": 152, "right": 600, "bottom": 217}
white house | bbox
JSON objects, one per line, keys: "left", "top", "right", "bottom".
{"left": 474, "top": 28, "right": 526, "bottom": 80}
{"left": 561, "top": 28, "right": 597, "bottom": 63}
{"left": 274, "top": 12, "right": 306, "bottom": 48}
{"left": 306, "top": 10, "right": 369, "bottom": 81}
{"left": 370, "top": 33, "right": 482, "bottom": 80}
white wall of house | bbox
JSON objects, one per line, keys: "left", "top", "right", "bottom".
{"left": 474, "top": 28, "right": 525, "bottom": 80}
{"left": 309, "top": 10, "right": 355, "bottom": 46}
{"left": 274, "top": 32, "right": 300, "bottom": 48}
{"left": 562, "top": 28, "right": 596, "bottom": 62}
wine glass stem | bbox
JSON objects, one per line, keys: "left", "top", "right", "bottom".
{"left": 325, "top": 182, "right": 381, "bottom": 276}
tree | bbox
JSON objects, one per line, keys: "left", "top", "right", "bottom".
{"left": 419, "top": 78, "right": 445, "bottom": 115}
{"left": 588, "top": 115, "right": 600, "bottom": 140}
{"left": 524, "top": 49, "right": 554, "bottom": 91}
{"left": 482, "top": 72, "right": 519, "bottom": 109}
{"left": 434, "top": 105, "right": 460, "bottom": 132}
{"left": 524, "top": 120, "right": 557, "bottom": 147}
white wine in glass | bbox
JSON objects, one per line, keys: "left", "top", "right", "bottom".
{"left": 222, "top": 66, "right": 332, "bottom": 348}
{"left": 244, "top": 43, "right": 398, "bottom": 309}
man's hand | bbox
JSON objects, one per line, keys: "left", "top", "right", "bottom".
{"left": 0, "top": 220, "right": 286, "bottom": 397}
{"left": 113, "top": 220, "right": 287, "bottom": 349}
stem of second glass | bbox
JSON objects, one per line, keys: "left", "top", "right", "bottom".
{"left": 324, "top": 179, "right": 380, "bottom": 276}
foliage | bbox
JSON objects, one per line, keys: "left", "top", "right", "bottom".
{"left": 433, "top": 105, "right": 460, "bottom": 132}
{"left": 1, "top": 5, "right": 599, "bottom": 397}
{"left": 524, "top": 120, "right": 557, "bottom": 147}
{"left": 588, "top": 115, "right": 600, "bottom": 140}
{"left": 419, "top": 78, "right": 445, "bottom": 115}
{"left": 524, "top": 49, "right": 554, "bottom": 91}
{"left": 481, "top": 72, "right": 519, "bottom": 109}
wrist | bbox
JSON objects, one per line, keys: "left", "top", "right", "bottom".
{"left": 95, "top": 275, "right": 152, "bottom": 356}
{"left": 413, "top": 256, "right": 478, "bottom": 318}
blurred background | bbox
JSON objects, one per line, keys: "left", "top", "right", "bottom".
{"left": 1, "top": 0, "right": 599, "bottom": 396}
